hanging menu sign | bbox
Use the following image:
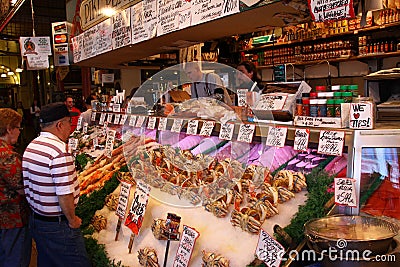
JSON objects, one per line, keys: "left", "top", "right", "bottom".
{"left": 147, "top": 117, "right": 157, "bottom": 129}
{"left": 157, "top": 0, "right": 180, "bottom": 35}
{"left": 308, "top": 0, "right": 355, "bottom": 22}
{"left": 144, "top": 0, "right": 158, "bottom": 38}
{"left": 186, "top": 120, "right": 199, "bottom": 135}
{"left": 219, "top": 123, "right": 234, "bottom": 140}
{"left": 266, "top": 126, "right": 287, "bottom": 148}
{"left": 131, "top": 0, "right": 158, "bottom": 44}
{"left": 349, "top": 102, "right": 374, "bottom": 129}
{"left": 116, "top": 181, "right": 132, "bottom": 219}
{"left": 120, "top": 114, "right": 128, "bottom": 125}
{"left": 112, "top": 8, "right": 132, "bottom": 50}
{"left": 179, "top": 0, "right": 191, "bottom": 29}
{"left": 317, "top": 130, "right": 345, "bottom": 156}
{"left": 99, "top": 113, "right": 106, "bottom": 125}
{"left": 171, "top": 118, "right": 184, "bottom": 133}
{"left": 71, "top": 34, "right": 83, "bottom": 63}
{"left": 97, "top": 18, "right": 112, "bottom": 55}
{"left": 191, "top": 0, "right": 224, "bottom": 26}
{"left": 26, "top": 54, "right": 49, "bottom": 70}
{"left": 237, "top": 89, "right": 248, "bottom": 107}
{"left": 135, "top": 116, "right": 145, "bottom": 128}
{"left": 172, "top": 225, "right": 200, "bottom": 267}
{"left": 114, "top": 114, "right": 121, "bottom": 125}
{"left": 83, "top": 26, "right": 98, "bottom": 59}
{"left": 129, "top": 115, "right": 137, "bottom": 127}
{"left": 334, "top": 177, "right": 357, "bottom": 207}
{"left": 237, "top": 123, "right": 255, "bottom": 143}
{"left": 255, "top": 229, "right": 284, "bottom": 267}
{"left": 199, "top": 121, "right": 215, "bottom": 136}
{"left": 294, "top": 128, "right": 310, "bottom": 151}
{"left": 158, "top": 117, "right": 168, "bottom": 131}
{"left": 255, "top": 94, "right": 288, "bottom": 110}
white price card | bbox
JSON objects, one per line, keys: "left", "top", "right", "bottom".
{"left": 83, "top": 122, "right": 88, "bottom": 134}
{"left": 173, "top": 225, "right": 200, "bottom": 267}
{"left": 67, "top": 138, "right": 78, "bottom": 153}
{"left": 129, "top": 115, "right": 137, "bottom": 127}
{"left": 349, "top": 102, "right": 374, "bottom": 129}
{"left": 107, "top": 113, "right": 113, "bottom": 124}
{"left": 293, "top": 128, "right": 310, "bottom": 152}
{"left": 119, "top": 114, "right": 128, "bottom": 125}
{"left": 102, "top": 122, "right": 108, "bottom": 136}
{"left": 219, "top": 123, "right": 234, "bottom": 140}
{"left": 104, "top": 130, "right": 116, "bottom": 158}
{"left": 317, "top": 130, "right": 345, "bottom": 156}
{"left": 113, "top": 114, "right": 121, "bottom": 125}
{"left": 237, "top": 123, "right": 255, "bottom": 143}
{"left": 199, "top": 121, "right": 215, "bottom": 136}
{"left": 99, "top": 113, "right": 106, "bottom": 125}
{"left": 116, "top": 181, "right": 132, "bottom": 219}
{"left": 158, "top": 117, "right": 168, "bottom": 131}
{"left": 91, "top": 111, "right": 97, "bottom": 122}
{"left": 186, "top": 120, "right": 199, "bottom": 135}
{"left": 147, "top": 117, "right": 157, "bottom": 129}
{"left": 334, "top": 178, "right": 357, "bottom": 207}
{"left": 171, "top": 119, "right": 184, "bottom": 133}
{"left": 93, "top": 136, "right": 98, "bottom": 148}
{"left": 135, "top": 116, "right": 145, "bottom": 128}
{"left": 255, "top": 94, "right": 288, "bottom": 110}
{"left": 266, "top": 126, "right": 287, "bottom": 148}
{"left": 237, "top": 89, "right": 248, "bottom": 107}
{"left": 76, "top": 116, "right": 83, "bottom": 131}
{"left": 113, "top": 103, "right": 121, "bottom": 113}
{"left": 124, "top": 180, "right": 151, "bottom": 235}
{"left": 256, "top": 229, "right": 284, "bottom": 267}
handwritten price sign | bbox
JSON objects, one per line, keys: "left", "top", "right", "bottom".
{"left": 129, "top": 115, "right": 137, "bottom": 127}
{"left": 255, "top": 94, "right": 288, "bottom": 110}
{"left": 317, "top": 130, "right": 345, "bottom": 156}
{"left": 158, "top": 117, "right": 168, "bottom": 131}
{"left": 256, "top": 229, "right": 284, "bottom": 267}
{"left": 83, "top": 122, "right": 88, "bottom": 134}
{"left": 294, "top": 128, "right": 310, "bottom": 151}
{"left": 349, "top": 102, "right": 373, "bottom": 129}
{"left": 113, "top": 103, "right": 121, "bottom": 113}
{"left": 119, "top": 114, "right": 128, "bottom": 125}
{"left": 99, "top": 113, "right": 106, "bottom": 125}
{"left": 107, "top": 113, "right": 114, "bottom": 124}
{"left": 173, "top": 225, "right": 200, "bottom": 267}
{"left": 135, "top": 116, "right": 145, "bottom": 128}
{"left": 68, "top": 138, "right": 78, "bottom": 153}
{"left": 116, "top": 182, "right": 132, "bottom": 219}
{"left": 113, "top": 114, "right": 121, "bottom": 125}
{"left": 171, "top": 119, "right": 184, "bottom": 133}
{"left": 147, "top": 117, "right": 157, "bottom": 129}
{"left": 104, "top": 130, "right": 116, "bottom": 158}
{"left": 76, "top": 116, "right": 83, "bottom": 131}
{"left": 186, "top": 120, "right": 199, "bottom": 135}
{"left": 237, "top": 89, "right": 248, "bottom": 107}
{"left": 91, "top": 111, "right": 97, "bottom": 122}
{"left": 219, "top": 123, "right": 234, "bottom": 140}
{"left": 266, "top": 127, "right": 287, "bottom": 148}
{"left": 237, "top": 123, "right": 255, "bottom": 143}
{"left": 334, "top": 178, "right": 357, "bottom": 207}
{"left": 199, "top": 121, "right": 215, "bottom": 136}
{"left": 309, "top": 0, "right": 355, "bottom": 22}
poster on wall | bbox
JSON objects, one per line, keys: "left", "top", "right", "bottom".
{"left": 112, "top": 8, "right": 132, "bottom": 49}
{"left": 308, "top": 0, "right": 355, "bottom": 22}
{"left": 157, "top": 0, "right": 181, "bottom": 36}
{"left": 97, "top": 18, "right": 113, "bottom": 55}
{"left": 83, "top": 25, "right": 98, "bottom": 59}
{"left": 71, "top": 34, "right": 83, "bottom": 63}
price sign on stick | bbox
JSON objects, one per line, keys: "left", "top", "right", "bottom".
{"left": 186, "top": 120, "right": 199, "bottom": 135}
{"left": 104, "top": 130, "right": 116, "bottom": 158}
{"left": 99, "top": 113, "right": 106, "bottom": 125}
{"left": 317, "top": 130, "right": 345, "bottom": 156}
{"left": 147, "top": 117, "right": 157, "bottom": 129}
{"left": 68, "top": 138, "right": 78, "bottom": 153}
{"left": 102, "top": 122, "right": 108, "bottom": 136}
{"left": 255, "top": 229, "right": 284, "bottom": 267}
{"left": 76, "top": 116, "right": 83, "bottom": 131}
{"left": 266, "top": 127, "right": 287, "bottom": 147}
{"left": 171, "top": 119, "right": 184, "bottom": 133}
{"left": 115, "top": 182, "right": 132, "bottom": 241}
{"left": 113, "top": 103, "right": 121, "bottom": 113}
{"left": 107, "top": 113, "right": 113, "bottom": 124}
{"left": 119, "top": 114, "right": 128, "bottom": 125}
{"left": 124, "top": 180, "right": 151, "bottom": 253}
{"left": 237, "top": 89, "right": 248, "bottom": 107}
{"left": 129, "top": 115, "right": 137, "bottom": 127}
{"left": 91, "top": 111, "right": 96, "bottom": 122}
{"left": 135, "top": 116, "right": 145, "bottom": 128}
{"left": 158, "top": 117, "right": 168, "bottom": 131}
{"left": 294, "top": 128, "right": 310, "bottom": 151}
{"left": 83, "top": 122, "right": 88, "bottom": 134}
{"left": 237, "top": 123, "right": 255, "bottom": 143}
{"left": 172, "top": 225, "right": 200, "bottom": 267}
{"left": 334, "top": 178, "right": 357, "bottom": 207}
{"left": 163, "top": 213, "right": 182, "bottom": 267}
{"left": 113, "top": 114, "right": 121, "bottom": 125}
{"left": 219, "top": 123, "right": 234, "bottom": 140}
{"left": 199, "top": 121, "right": 215, "bottom": 136}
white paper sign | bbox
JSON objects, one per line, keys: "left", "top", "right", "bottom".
{"left": 112, "top": 8, "right": 132, "bottom": 49}
{"left": 102, "top": 122, "right": 108, "bottom": 136}
{"left": 99, "top": 113, "right": 106, "bottom": 125}
{"left": 107, "top": 113, "right": 113, "bottom": 124}
{"left": 68, "top": 138, "right": 78, "bottom": 153}
{"left": 186, "top": 120, "right": 199, "bottom": 135}
{"left": 171, "top": 118, "right": 184, "bottom": 133}
{"left": 191, "top": 0, "right": 224, "bottom": 26}
{"left": 96, "top": 18, "right": 112, "bottom": 55}
{"left": 179, "top": 2, "right": 191, "bottom": 30}
{"left": 26, "top": 54, "right": 49, "bottom": 70}
{"left": 256, "top": 229, "right": 284, "bottom": 267}
{"left": 83, "top": 122, "right": 88, "bottom": 134}
{"left": 19, "top": 36, "right": 52, "bottom": 56}
{"left": 237, "top": 89, "right": 248, "bottom": 107}
{"left": 129, "top": 115, "right": 137, "bottom": 127}
{"left": 135, "top": 116, "right": 145, "bottom": 128}
{"left": 157, "top": 0, "right": 180, "bottom": 35}
{"left": 173, "top": 225, "right": 200, "bottom": 267}
{"left": 76, "top": 116, "right": 83, "bottom": 131}
{"left": 131, "top": 0, "right": 158, "bottom": 44}
{"left": 219, "top": 123, "right": 234, "bottom": 140}
{"left": 83, "top": 26, "right": 98, "bottom": 59}
{"left": 199, "top": 121, "right": 215, "bottom": 136}
{"left": 334, "top": 178, "right": 357, "bottom": 207}
{"left": 237, "top": 123, "right": 255, "bottom": 143}
{"left": 71, "top": 34, "right": 83, "bottom": 63}
{"left": 91, "top": 111, "right": 97, "bottom": 122}
{"left": 116, "top": 181, "right": 132, "bottom": 219}
{"left": 113, "top": 114, "right": 121, "bottom": 125}
{"left": 113, "top": 103, "right": 121, "bottom": 113}
{"left": 317, "top": 130, "right": 345, "bottom": 156}
{"left": 266, "top": 127, "right": 287, "bottom": 148}
{"left": 120, "top": 114, "right": 128, "bottom": 125}
{"left": 158, "top": 117, "right": 168, "bottom": 131}
{"left": 93, "top": 136, "right": 99, "bottom": 148}
{"left": 147, "top": 117, "right": 157, "bottom": 129}
{"left": 349, "top": 102, "right": 373, "bottom": 129}
{"left": 294, "top": 128, "right": 310, "bottom": 151}
{"left": 310, "top": 0, "right": 355, "bottom": 22}
{"left": 255, "top": 94, "right": 288, "bottom": 110}
{"left": 105, "top": 130, "right": 116, "bottom": 158}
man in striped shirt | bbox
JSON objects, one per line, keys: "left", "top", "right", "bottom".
{"left": 22, "top": 102, "right": 90, "bottom": 267}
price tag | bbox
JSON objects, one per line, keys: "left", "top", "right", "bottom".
{"left": 266, "top": 126, "right": 287, "bottom": 148}
{"left": 99, "top": 113, "right": 106, "bottom": 125}
{"left": 116, "top": 182, "right": 132, "bottom": 219}
{"left": 120, "top": 114, "right": 128, "bottom": 125}
{"left": 256, "top": 229, "right": 284, "bottom": 267}
{"left": 349, "top": 102, "right": 373, "bottom": 129}
{"left": 76, "top": 116, "right": 83, "bottom": 131}
{"left": 219, "top": 123, "right": 234, "bottom": 140}
{"left": 102, "top": 122, "right": 108, "bottom": 136}
{"left": 334, "top": 178, "right": 357, "bottom": 207}
{"left": 237, "top": 89, "right": 248, "bottom": 107}
{"left": 113, "top": 103, "right": 121, "bottom": 113}
{"left": 158, "top": 117, "right": 168, "bottom": 131}
{"left": 237, "top": 123, "right": 255, "bottom": 143}
{"left": 107, "top": 113, "right": 113, "bottom": 124}
{"left": 113, "top": 114, "right": 121, "bottom": 125}
{"left": 317, "top": 130, "right": 345, "bottom": 156}
{"left": 293, "top": 128, "right": 310, "bottom": 151}
{"left": 199, "top": 121, "right": 215, "bottom": 136}
{"left": 67, "top": 138, "right": 78, "bottom": 153}
{"left": 83, "top": 122, "right": 88, "bottom": 134}
{"left": 255, "top": 94, "right": 288, "bottom": 110}
{"left": 171, "top": 119, "right": 184, "bottom": 133}
{"left": 173, "top": 225, "right": 200, "bottom": 267}
{"left": 129, "top": 115, "right": 137, "bottom": 127}
{"left": 147, "top": 117, "right": 157, "bottom": 129}
{"left": 135, "top": 116, "right": 145, "bottom": 128}
{"left": 186, "top": 120, "right": 199, "bottom": 135}
{"left": 93, "top": 136, "right": 98, "bottom": 148}
{"left": 91, "top": 111, "right": 97, "bottom": 122}
{"left": 124, "top": 180, "right": 151, "bottom": 235}
{"left": 104, "top": 129, "right": 116, "bottom": 158}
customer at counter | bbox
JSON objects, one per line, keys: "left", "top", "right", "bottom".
{"left": 236, "top": 61, "right": 264, "bottom": 92}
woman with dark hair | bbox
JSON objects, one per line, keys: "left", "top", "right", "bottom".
{"left": 236, "top": 61, "right": 264, "bottom": 92}
{"left": 30, "top": 100, "right": 40, "bottom": 136}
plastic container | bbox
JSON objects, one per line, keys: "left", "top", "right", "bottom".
{"left": 326, "top": 99, "right": 335, "bottom": 117}
{"left": 316, "top": 86, "right": 327, "bottom": 92}
{"left": 318, "top": 99, "right": 327, "bottom": 117}
{"left": 342, "top": 92, "right": 353, "bottom": 103}
{"left": 310, "top": 99, "right": 318, "bottom": 117}
{"left": 310, "top": 92, "right": 318, "bottom": 99}
{"left": 348, "top": 84, "right": 359, "bottom": 97}
{"left": 302, "top": 98, "right": 310, "bottom": 116}
{"left": 334, "top": 92, "right": 342, "bottom": 99}
{"left": 296, "top": 98, "right": 303, "bottom": 116}
{"left": 340, "top": 85, "right": 349, "bottom": 92}
{"left": 334, "top": 99, "right": 344, "bottom": 117}
{"left": 331, "top": 85, "right": 341, "bottom": 91}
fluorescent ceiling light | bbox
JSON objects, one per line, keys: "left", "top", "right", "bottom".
{"left": 1, "top": 73, "right": 6, "bottom": 78}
